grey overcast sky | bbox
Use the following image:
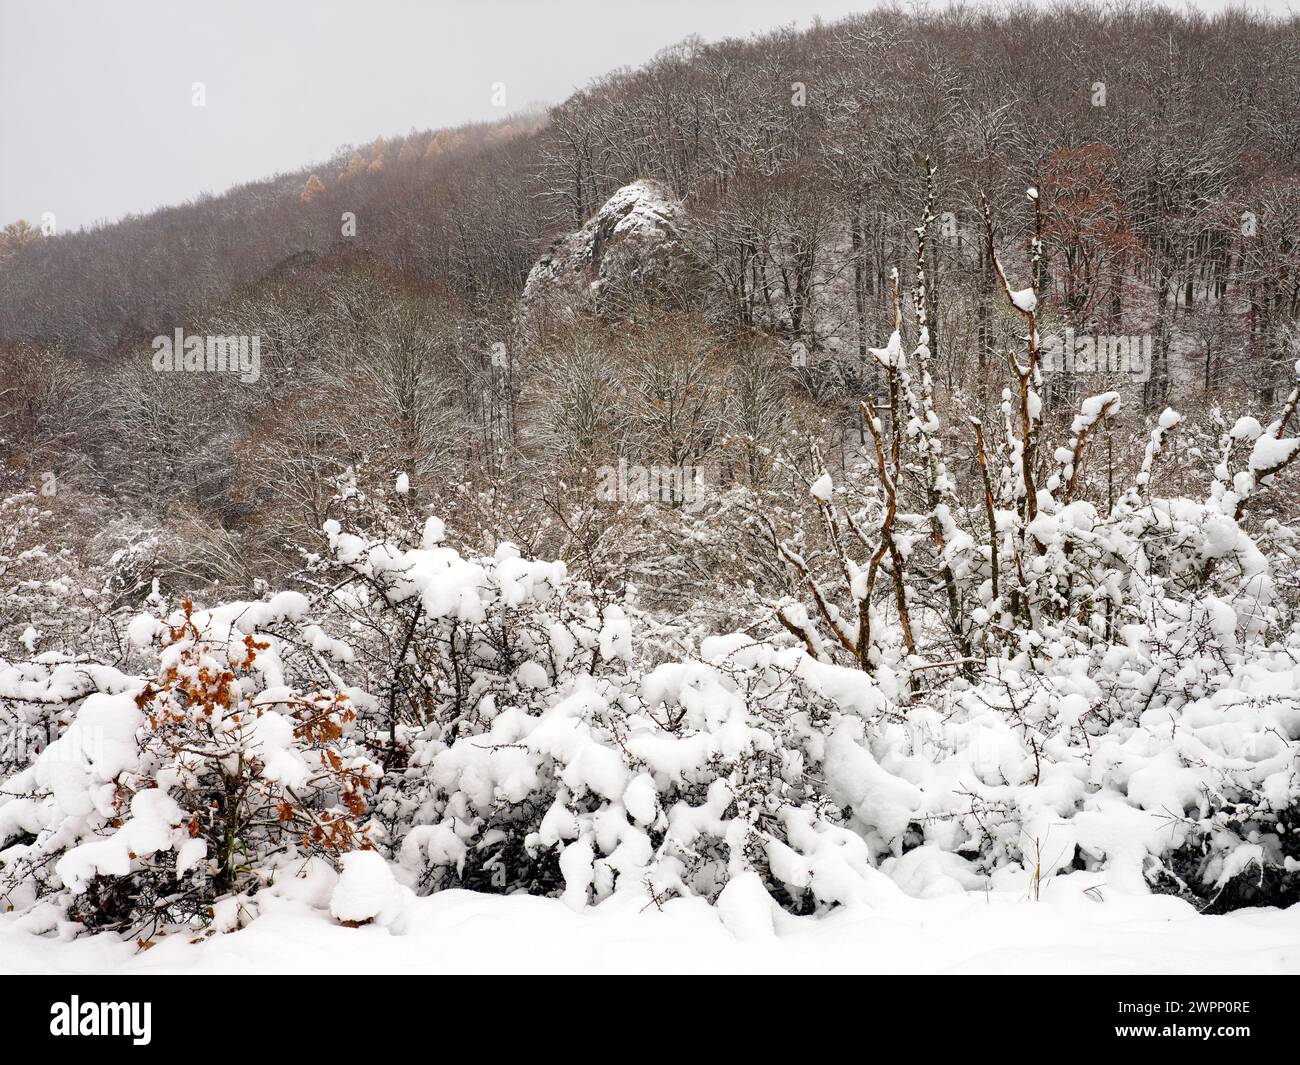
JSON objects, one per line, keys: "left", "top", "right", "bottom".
{"left": 2, "top": 0, "right": 1296, "bottom": 233}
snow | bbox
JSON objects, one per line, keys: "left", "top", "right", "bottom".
{"left": 715, "top": 871, "right": 778, "bottom": 939}
{"left": 1230, "top": 416, "right": 1263, "bottom": 441}
{"left": 34, "top": 691, "right": 143, "bottom": 819}
{"left": 810, "top": 472, "right": 833, "bottom": 502}
{"left": 329, "top": 850, "right": 413, "bottom": 932}
{"left": 56, "top": 788, "right": 184, "bottom": 892}
{"left": 248, "top": 709, "right": 309, "bottom": 789}
{"left": 559, "top": 838, "right": 596, "bottom": 910}
{"left": 622, "top": 773, "right": 658, "bottom": 825}
{"left": 421, "top": 515, "right": 446, "bottom": 547}
{"left": 1010, "top": 288, "right": 1037, "bottom": 313}
{"left": 2, "top": 881, "right": 1295, "bottom": 974}
{"left": 869, "top": 330, "right": 904, "bottom": 369}
{"left": 1071, "top": 391, "right": 1120, "bottom": 434}
{"left": 1249, "top": 434, "right": 1300, "bottom": 475}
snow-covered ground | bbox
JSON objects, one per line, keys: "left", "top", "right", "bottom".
{"left": 3, "top": 875, "right": 1296, "bottom": 975}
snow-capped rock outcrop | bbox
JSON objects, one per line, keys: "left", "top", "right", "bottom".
{"left": 522, "top": 179, "right": 705, "bottom": 325}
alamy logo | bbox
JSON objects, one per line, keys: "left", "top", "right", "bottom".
{"left": 596, "top": 459, "right": 707, "bottom": 512}
{"left": 50, "top": 997, "right": 151, "bottom": 1045}
{"left": 1040, "top": 328, "right": 1151, "bottom": 382}
{"left": 0, "top": 721, "right": 59, "bottom": 763}
{"left": 151, "top": 328, "right": 261, "bottom": 383}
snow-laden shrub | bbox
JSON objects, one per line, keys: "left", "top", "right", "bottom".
{"left": 747, "top": 600, "right": 1295, "bottom": 907}
{"left": 3, "top": 487, "right": 1297, "bottom": 934}
{"left": 387, "top": 563, "right": 1298, "bottom": 913}
{"left": 1115, "top": 649, "right": 1300, "bottom": 912}
{"left": 0, "top": 595, "right": 378, "bottom": 934}
{"left": 306, "top": 510, "right": 883, "bottom": 910}
{"left": 399, "top": 634, "right": 916, "bottom": 911}
{"left": 307, "top": 511, "right": 631, "bottom": 886}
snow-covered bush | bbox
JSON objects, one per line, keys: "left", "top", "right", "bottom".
{"left": 303, "top": 506, "right": 630, "bottom": 888}
{"left": 0, "top": 595, "right": 378, "bottom": 934}
{"left": 289, "top": 495, "right": 911, "bottom": 910}
{"left": 2, "top": 478, "right": 1297, "bottom": 934}
{"left": 401, "top": 634, "right": 910, "bottom": 911}
{"left": 746, "top": 196, "right": 1300, "bottom": 909}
